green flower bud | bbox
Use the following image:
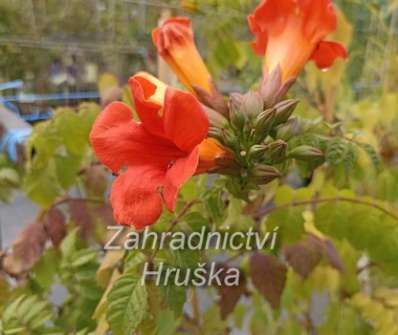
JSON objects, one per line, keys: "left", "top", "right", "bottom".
{"left": 205, "top": 107, "right": 228, "bottom": 128}
{"left": 242, "top": 91, "right": 264, "bottom": 116}
{"left": 288, "top": 145, "right": 324, "bottom": 161}
{"left": 252, "top": 164, "right": 282, "bottom": 185}
{"left": 229, "top": 93, "right": 246, "bottom": 130}
{"left": 255, "top": 108, "right": 276, "bottom": 141}
{"left": 276, "top": 117, "right": 301, "bottom": 141}
{"left": 208, "top": 126, "right": 224, "bottom": 143}
{"left": 221, "top": 128, "right": 237, "bottom": 148}
{"left": 274, "top": 99, "right": 299, "bottom": 125}
{"left": 266, "top": 139, "right": 288, "bottom": 164}
{"left": 248, "top": 144, "right": 268, "bottom": 160}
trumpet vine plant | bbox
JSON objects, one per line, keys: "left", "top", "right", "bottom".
{"left": 1, "top": 1, "right": 398, "bottom": 335}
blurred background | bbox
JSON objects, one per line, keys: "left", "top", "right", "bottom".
{"left": 0, "top": 0, "right": 397, "bottom": 96}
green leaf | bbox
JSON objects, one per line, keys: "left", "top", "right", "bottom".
{"left": 54, "top": 108, "right": 89, "bottom": 156}
{"left": 60, "top": 228, "right": 79, "bottom": 259}
{"left": 326, "top": 138, "right": 348, "bottom": 166}
{"left": 96, "top": 250, "right": 124, "bottom": 288}
{"left": 0, "top": 294, "right": 53, "bottom": 333}
{"left": 203, "top": 186, "right": 226, "bottom": 224}
{"left": 183, "top": 212, "right": 208, "bottom": 232}
{"left": 156, "top": 310, "right": 177, "bottom": 335}
{"left": 358, "top": 142, "right": 381, "bottom": 172}
{"left": 54, "top": 154, "right": 83, "bottom": 189}
{"left": 314, "top": 200, "right": 398, "bottom": 274}
{"left": 71, "top": 249, "right": 98, "bottom": 268}
{"left": 30, "top": 249, "right": 59, "bottom": 291}
{"left": 266, "top": 207, "right": 305, "bottom": 245}
{"left": 23, "top": 161, "right": 60, "bottom": 207}
{"left": 160, "top": 285, "right": 186, "bottom": 316}
{"left": 107, "top": 273, "right": 148, "bottom": 335}
{"left": 0, "top": 167, "right": 19, "bottom": 185}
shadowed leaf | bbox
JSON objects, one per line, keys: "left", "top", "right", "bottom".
{"left": 68, "top": 199, "right": 93, "bottom": 237}
{"left": 249, "top": 253, "right": 287, "bottom": 308}
{"left": 43, "top": 207, "right": 66, "bottom": 246}
{"left": 284, "top": 235, "right": 324, "bottom": 278}
{"left": 2, "top": 222, "right": 48, "bottom": 276}
{"left": 216, "top": 264, "right": 247, "bottom": 320}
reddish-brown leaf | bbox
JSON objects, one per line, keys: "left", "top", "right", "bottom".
{"left": 43, "top": 207, "right": 66, "bottom": 246}
{"left": 323, "top": 239, "right": 345, "bottom": 272}
{"left": 68, "top": 199, "right": 93, "bottom": 237}
{"left": 284, "top": 235, "right": 323, "bottom": 278}
{"left": 215, "top": 264, "right": 247, "bottom": 320}
{"left": 83, "top": 165, "right": 108, "bottom": 197}
{"left": 284, "top": 235, "right": 344, "bottom": 278}
{"left": 249, "top": 253, "right": 287, "bottom": 309}
{"left": 92, "top": 204, "right": 115, "bottom": 226}
{"left": 2, "top": 222, "right": 48, "bottom": 276}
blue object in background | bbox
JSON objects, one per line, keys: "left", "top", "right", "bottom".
{"left": 0, "top": 128, "right": 32, "bottom": 162}
{"left": 0, "top": 80, "right": 23, "bottom": 91}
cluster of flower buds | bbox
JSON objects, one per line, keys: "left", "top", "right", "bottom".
{"left": 197, "top": 67, "right": 325, "bottom": 194}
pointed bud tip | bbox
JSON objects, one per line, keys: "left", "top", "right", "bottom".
{"left": 288, "top": 145, "right": 325, "bottom": 161}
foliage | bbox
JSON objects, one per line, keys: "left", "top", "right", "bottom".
{"left": 0, "top": 154, "right": 20, "bottom": 202}
{"left": 23, "top": 103, "right": 101, "bottom": 207}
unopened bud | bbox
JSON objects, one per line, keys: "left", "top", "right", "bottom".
{"left": 248, "top": 144, "right": 268, "bottom": 160}
{"left": 274, "top": 99, "right": 299, "bottom": 125}
{"left": 208, "top": 126, "right": 224, "bottom": 143}
{"left": 221, "top": 128, "right": 237, "bottom": 148}
{"left": 242, "top": 91, "right": 264, "bottom": 116}
{"left": 255, "top": 108, "right": 276, "bottom": 141}
{"left": 288, "top": 145, "right": 324, "bottom": 160}
{"left": 266, "top": 140, "right": 288, "bottom": 164}
{"left": 276, "top": 117, "right": 301, "bottom": 141}
{"left": 205, "top": 107, "right": 228, "bottom": 128}
{"left": 260, "top": 66, "right": 282, "bottom": 108}
{"left": 229, "top": 93, "right": 246, "bottom": 130}
{"left": 252, "top": 164, "right": 282, "bottom": 185}
{"left": 274, "top": 77, "right": 296, "bottom": 103}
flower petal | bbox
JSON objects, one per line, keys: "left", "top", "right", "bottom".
{"left": 298, "top": 0, "right": 337, "bottom": 42}
{"left": 129, "top": 72, "right": 167, "bottom": 138}
{"left": 163, "top": 147, "right": 199, "bottom": 211}
{"left": 310, "top": 40, "right": 347, "bottom": 69}
{"left": 152, "top": 17, "right": 212, "bottom": 94}
{"left": 89, "top": 102, "right": 184, "bottom": 172}
{"left": 163, "top": 88, "right": 209, "bottom": 152}
{"left": 110, "top": 165, "right": 166, "bottom": 229}
{"left": 248, "top": 0, "right": 344, "bottom": 81}
{"left": 249, "top": 0, "right": 296, "bottom": 33}
{"left": 196, "top": 138, "right": 232, "bottom": 174}
{"left": 250, "top": 32, "right": 268, "bottom": 56}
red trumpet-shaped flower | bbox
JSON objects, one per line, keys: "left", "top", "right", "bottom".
{"left": 248, "top": 0, "right": 348, "bottom": 81}
{"left": 152, "top": 17, "right": 212, "bottom": 94}
{"left": 89, "top": 72, "right": 209, "bottom": 229}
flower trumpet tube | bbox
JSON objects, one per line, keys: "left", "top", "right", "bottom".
{"left": 90, "top": 72, "right": 211, "bottom": 229}
{"left": 197, "top": 138, "right": 236, "bottom": 174}
{"left": 248, "top": 0, "right": 348, "bottom": 82}
{"left": 152, "top": 17, "right": 212, "bottom": 94}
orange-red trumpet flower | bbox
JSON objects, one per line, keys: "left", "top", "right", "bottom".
{"left": 90, "top": 72, "right": 209, "bottom": 229}
{"left": 90, "top": 72, "right": 232, "bottom": 229}
{"left": 152, "top": 17, "right": 212, "bottom": 94}
{"left": 248, "top": 0, "right": 348, "bottom": 81}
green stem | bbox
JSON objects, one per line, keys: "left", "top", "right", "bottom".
{"left": 257, "top": 196, "right": 398, "bottom": 222}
